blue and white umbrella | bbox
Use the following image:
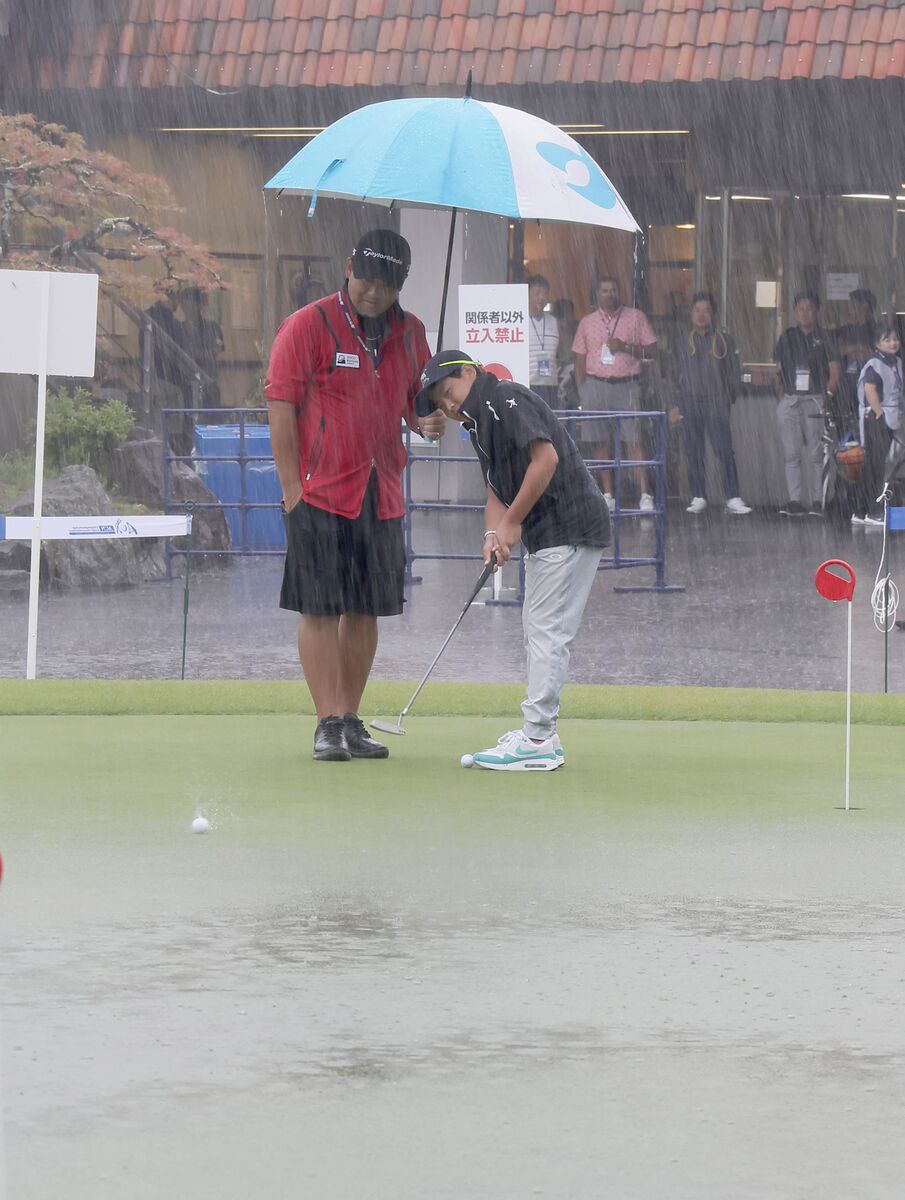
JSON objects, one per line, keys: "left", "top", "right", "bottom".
{"left": 264, "top": 95, "right": 639, "bottom": 233}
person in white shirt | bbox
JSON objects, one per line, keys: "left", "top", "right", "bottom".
{"left": 527, "top": 274, "right": 560, "bottom": 408}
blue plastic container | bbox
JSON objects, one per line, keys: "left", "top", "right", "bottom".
{"left": 194, "top": 424, "right": 285, "bottom": 550}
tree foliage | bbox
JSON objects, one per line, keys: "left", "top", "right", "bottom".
{"left": 0, "top": 113, "right": 224, "bottom": 305}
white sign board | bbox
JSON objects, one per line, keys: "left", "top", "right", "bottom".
{"left": 755, "top": 280, "right": 778, "bottom": 308}
{"left": 0, "top": 269, "right": 99, "bottom": 376}
{"left": 458, "top": 284, "right": 530, "bottom": 388}
{"left": 826, "top": 272, "right": 860, "bottom": 302}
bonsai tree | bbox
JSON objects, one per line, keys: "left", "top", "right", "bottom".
{"left": 0, "top": 112, "right": 224, "bottom": 304}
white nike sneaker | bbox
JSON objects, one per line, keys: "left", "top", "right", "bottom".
{"left": 726, "top": 497, "right": 752, "bottom": 515}
{"left": 686, "top": 496, "right": 707, "bottom": 514}
{"left": 472, "top": 729, "right": 564, "bottom": 772}
{"left": 639, "top": 492, "right": 655, "bottom": 513}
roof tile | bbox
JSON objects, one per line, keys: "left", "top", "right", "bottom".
{"left": 824, "top": 39, "right": 845, "bottom": 76}
{"left": 584, "top": 43, "right": 604, "bottom": 80}
{"left": 9, "top": 0, "right": 905, "bottom": 92}
{"left": 887, "top": 40, "right": 905, "bottom": 76}
{"left": 855, "top": 41, "right": 877, "bottom": 77}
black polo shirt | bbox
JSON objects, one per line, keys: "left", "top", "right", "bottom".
{"left": 460, "top": 372, "right": 611, "bottom": 553}
{"left": 774, "top": 325, "right": 839, "bottom": 395}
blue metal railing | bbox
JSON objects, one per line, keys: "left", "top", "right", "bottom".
{"left": 405, "top": 409, "right": 683, "bottom": 598}
{"left": 161, "top": 406, "right": 682, "bottom": 597}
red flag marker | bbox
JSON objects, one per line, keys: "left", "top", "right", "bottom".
{"left": 815, "top": 560, "right": 856, "bottom": 811}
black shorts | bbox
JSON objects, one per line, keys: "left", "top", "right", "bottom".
{"left": 279, "top": 475, "right": 405, "bottom": 617}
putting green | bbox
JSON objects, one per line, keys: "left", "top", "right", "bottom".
{"left": 5, "top": 711, "right": 905, "bottom": 1200}
{"left": 2, "top": 712, "right": 903, "bottom": 823}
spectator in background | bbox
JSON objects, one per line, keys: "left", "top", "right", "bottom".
{"left": 773, "top": 292, "right": 840, "bottom": 517}
{"left": 526, "top": 274, "right": 560, "bottom": 407}
{"left": 174, "top": 286, "right": 224, "bottom": 457}
{"left": 290, "top": 272, "right": 329, "bottom": 312}
{"left": 139, "top": 284, "right": 184, "bottom": 444}
{"left": 552, "top": 297, "right": 579, "bottom": 408}
{"left": 572, "top": 276, "right": 657, "bottom": 513}
{"left": 179, "top": 286, "right": 224, "bottom": 405}
{"left": 853, "top": 324, "right": 903, "bottom": 526}
{"left": 670, "top": 292, "right": 751, "bottom": 516}
{"left": 836, "top": 288, "right": 877, "bottom": 436}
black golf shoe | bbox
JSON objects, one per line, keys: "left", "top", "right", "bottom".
{"left": 313, "top": 716, "right": 351, "bottom": 762}
{"left": 343, "top": 713, "right": 389, "bottom": 759}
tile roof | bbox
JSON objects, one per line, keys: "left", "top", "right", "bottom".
{"left": 4, "top": 0, "right": 905, "bottom": 92}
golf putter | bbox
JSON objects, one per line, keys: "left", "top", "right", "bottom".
{"left": 372, "top": 552, "right": 498, "bottom": 735}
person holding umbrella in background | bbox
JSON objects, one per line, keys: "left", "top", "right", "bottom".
{"left": 265, "top": 229, "right": 438, "bottom": 762}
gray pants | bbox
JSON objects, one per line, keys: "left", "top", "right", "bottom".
{"left": 521, "top": 544, "right": 603, "bottom": 740}
{"left": 777, "top": 393, "right": 824, "bottom": 505}
{"left": 578, "top": 376, "right": 640, "bottom": 448}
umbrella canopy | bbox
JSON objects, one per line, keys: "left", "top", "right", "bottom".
{"left": 264, "top": 96, "right": 639, "bottom": 233}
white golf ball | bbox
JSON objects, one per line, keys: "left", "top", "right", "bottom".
{"left": 191, "top": 816, "right": 211, "bottom": 834}
{"left": 460, "top": 754, "right": 474, "bottom": 768}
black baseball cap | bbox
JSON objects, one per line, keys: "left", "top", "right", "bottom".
{"left": 350, "top": 228, "right": 411, "bottom": 290}
{"left": 414, "top": 350, "right": 478, "bottom": 417}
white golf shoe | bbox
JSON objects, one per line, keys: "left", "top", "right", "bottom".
{"left": 472, "top": 730, "right": 564, "bottom": 772}
{"left": 686, "top": 496, "right": 707, "bottom": 514}
{"left": 726, "top": 497, "right": 752, "bottom": 514}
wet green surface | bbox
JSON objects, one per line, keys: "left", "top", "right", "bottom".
{"left": 2, "top": 716, "right": 905, "bottom": 1198}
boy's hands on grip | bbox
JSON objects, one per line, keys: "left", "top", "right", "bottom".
{"left": 418, "top": 411, "right": 446, "bottom": 441}
{"left": 483, "top": 519, "right": 521, "bottom": 567}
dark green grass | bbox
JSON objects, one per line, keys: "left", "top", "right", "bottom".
{"left": 1, "top": 678, "right": 905, "bottom": 724}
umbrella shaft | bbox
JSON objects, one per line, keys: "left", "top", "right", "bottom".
{"left": 437, "top": 208, "right": 458, "bottom": 353}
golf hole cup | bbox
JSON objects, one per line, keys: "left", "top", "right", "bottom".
{"left": 814, "top": 560, "right": 856, "bottom": 812}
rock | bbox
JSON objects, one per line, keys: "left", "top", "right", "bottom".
{"left": 1, "top": 466, "right": 146, "bottom": 589}
{"left": 111, "top": 438, "right": 230, "bottom": 565}
{"left": 0, "top": 569, "right": 30, "bottom": 596}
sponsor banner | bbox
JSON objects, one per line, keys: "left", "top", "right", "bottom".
{"left": 0, "top": 515, "right": 191, "bottom": 541}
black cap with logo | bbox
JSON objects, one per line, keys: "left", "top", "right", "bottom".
{"left": 350, "top": 228, "right": 411, "bottom": 290}
{"left": 414, "top": 349, "right": 478, "bottom": 417}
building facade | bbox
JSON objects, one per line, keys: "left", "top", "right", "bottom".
{"left": 2, "top": 0, "right": 905, "bottom": 496}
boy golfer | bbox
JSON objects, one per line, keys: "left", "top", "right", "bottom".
{"left": 415, "top": 351, "right": 610, "bottom": 771}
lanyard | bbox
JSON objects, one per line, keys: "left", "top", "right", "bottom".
{"left": 337, "top": 290, "right": 386, "bottom": 372}
{"left": 530, "top": 315, "right": 547, "bottom": 343}
{"left": 599, "top": 307, "right": 622, "bottom": 343}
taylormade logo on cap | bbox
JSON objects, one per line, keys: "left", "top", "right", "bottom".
{"left": 361, "top": 246, "right": 404, "bottom": 267}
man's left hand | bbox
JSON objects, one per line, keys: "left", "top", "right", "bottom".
{"left": 608, "top": 337, "right": 628, "bottom": 353}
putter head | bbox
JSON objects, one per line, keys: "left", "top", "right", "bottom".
{"left": 370, "top": 717, "right": 406, "bottom": 736}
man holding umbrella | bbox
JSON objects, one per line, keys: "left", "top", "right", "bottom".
{"left": 265, "top": 229, "right": 438, "bottom": 762}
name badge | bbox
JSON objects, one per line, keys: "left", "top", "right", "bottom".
{"left": 795, "top": 368, "right": 810, "bottom": 393}
{"left": 538, "top": 358, "right": 553, "bottom": 378}
{"left": 335, "top": 352, "right": 360, "bottom": 369}
{"left": 600, "top": 345, "right": 615, "bottom": 367}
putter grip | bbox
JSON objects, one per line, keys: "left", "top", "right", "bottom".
{"left": 468, "top": 550, "right": 498, "bottom": 603}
